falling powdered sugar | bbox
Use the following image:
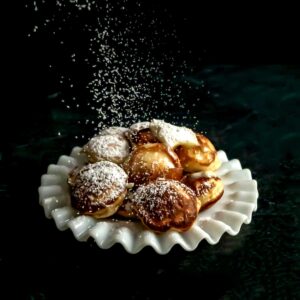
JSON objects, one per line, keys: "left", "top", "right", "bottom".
{"left": 25, "top": 0, "right": 204, "bottom": 137}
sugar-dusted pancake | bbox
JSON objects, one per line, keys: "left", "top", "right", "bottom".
{"left": 82, "top": 134, "right": 130, "bottom": 164}
{"left": 124, "top": 143, "right": 183, "bottom": 186}
{"left": 182, "top": 171, "right": 224, "bottom": 210}
{"left": 131, "top": 179, "right": 198, "bottom": 232}
{"left": 175, "top": 133, "right": 221, "bottom": 172}
{"left": 68, "top": 161, "right": 128, "bottom": 218}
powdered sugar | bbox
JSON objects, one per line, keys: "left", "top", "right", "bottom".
{"left": 132, "top": 179, "right": 195, "bottom": 220}
{"left": 99, "top": 126, "right": 129, "bottom": 136}
{"left": 129, "top": 121, "right": 150, "bottom": 132}
{"left": 26, "top": 1, "right": 204, "bottom": 137}
{"left": 149, "top": 119, "right": 199, "bottom": 149}
{"left": 72, "top": 161, "right": 127, "bottom": 206}
{"left": 83, "top": 134, "right": 130, "bottom": 164}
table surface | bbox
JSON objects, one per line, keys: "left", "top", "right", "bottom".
{"left": 2, "top": 2, "right": 300, "bottom": 299}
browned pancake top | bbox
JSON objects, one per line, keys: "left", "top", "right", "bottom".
{"left": 69, "top": 161, "right": 127, "bottom": 213}
{"left": 131, "top": 179, "right": 198, "bottom": 232}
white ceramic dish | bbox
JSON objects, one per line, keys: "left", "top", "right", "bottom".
{"left": 38, "top": 147, "right": 258, "bottom": 254}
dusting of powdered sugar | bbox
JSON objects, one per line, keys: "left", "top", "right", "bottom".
{"left": 132, "top": 179, "right": 195, "bottom": 220}
{"left": 83, "top": 134, "right": 130, "bottom": 163}
{"left": 73, "top": 161, "right": 127, "bottom": 205}
{"left": 149, "top": 119, "right": 199, "bottom": 149}
{"left": 129, "top": 121, "right": 150, "bottom": 132}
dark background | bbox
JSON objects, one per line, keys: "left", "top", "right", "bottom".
{"left": 2, "top": 1, "right": 300, "bottom": 299}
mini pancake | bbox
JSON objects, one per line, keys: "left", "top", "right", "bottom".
{"left": 82, "top": 134, "right": 130, "bottom": 164}
{"left": 68, "top": 161, "right": 128, "bottom": 218}
{"left": 123, "top": 143, "right": 183, "bottom": 186}
{"left": 131, "top": 179, "right": 198, "bottom": 232}
{"left": 126, "top": 122, "right": 157, "bottom": 146}
{"left": 182, "top": 171, "right": 224, "bottom": 211}
{"left": 126, "top": 128, "right": 158, "bottom": 146}
{"left": 175, "top": 133, "right": 221, "bottom": 172}
{"left": 149, "top": 119, "right": 199, "bottom": 149}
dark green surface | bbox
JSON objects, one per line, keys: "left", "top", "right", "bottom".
{"left": 1, "top": 64, "right": 299, "bottom": 299}
{"left": 3, "top": 1, "right": 300, "bottom": 299}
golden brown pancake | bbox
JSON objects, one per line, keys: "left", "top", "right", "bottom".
{"left": 125, "top": 128, "right": 158, "bottom": 147}
{"left": 131, "top": 179, "right": 198, "bottom": 232}
{"left": 175, "top": 133, "right": 221, "bottom": 172}
{"left": 149, "top": 119, "right": 199, "bottom": 149}
{"left": 182, "top": 171, "right": 224, "bottom": 211}
{"left": 123, "top": 143, "right": 183, "bottom": 186}
{"left": 68, "top": 161, "right": 128, "bottom": 218}
{"left": 81, "top": 134, "right": 130, "bottom": 164}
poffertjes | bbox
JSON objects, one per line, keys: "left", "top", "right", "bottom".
{"left": 68, "top": 161, "right": 128, "bottom": 218}
{"left": 68, "top": 120, "right": 224, "bottom": 233}
{"left": 131, "top": 179, "right": 198, "bottom": 232}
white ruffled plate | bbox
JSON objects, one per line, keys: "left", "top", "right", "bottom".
{"left": 38, "top": 147, "right": 258, "bottom": 254}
